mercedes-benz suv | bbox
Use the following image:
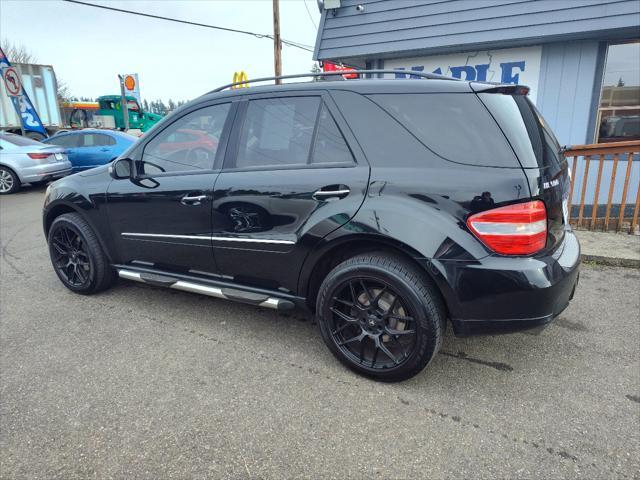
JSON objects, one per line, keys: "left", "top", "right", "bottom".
{"left": 43, "top": 71, "right": 580, "bottom": 381}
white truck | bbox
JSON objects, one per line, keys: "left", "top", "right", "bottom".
{"left": 0, "top": 63, "right": 62, "bottom": 140}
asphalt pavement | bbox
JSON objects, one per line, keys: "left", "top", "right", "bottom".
{"left": 1, "top": 186, "right": 639, "bottom": 479}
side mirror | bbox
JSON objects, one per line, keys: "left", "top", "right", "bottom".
{"left": 109, "top": 158, "right": 133, "bottom": 179}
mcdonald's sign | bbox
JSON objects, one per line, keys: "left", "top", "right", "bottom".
{"left": 231, "top": 71, "right": 249, "bottom": 89}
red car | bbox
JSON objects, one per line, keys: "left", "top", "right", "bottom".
{"left": 155, "top": 129, "right": 217, "bottom": 155}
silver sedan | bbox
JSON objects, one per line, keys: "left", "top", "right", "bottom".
{"left": 0, "top": 133, "right": 72, "bottom": 194}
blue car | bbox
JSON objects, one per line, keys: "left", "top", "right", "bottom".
{"left": 43, "top": 129, "right": 136, "bottom": 173}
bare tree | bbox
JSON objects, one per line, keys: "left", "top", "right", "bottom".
{"left": 1, "top": 38, "right": 72, "bottom": 102}
{"left": 1, "top": 38, "right": 38, "bottom": 64}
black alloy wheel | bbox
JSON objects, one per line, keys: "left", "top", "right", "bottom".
{"left": 317, "top": 253, "right": 446, "bottom": 382}
{"left": 50, "top": 224, "right": 92, "bottom": 288}
{"left": 329, "top": 278, "right": 418, "bottom": 369}
{"left": 47, "top": 213, "right": 115, "bottom": 294}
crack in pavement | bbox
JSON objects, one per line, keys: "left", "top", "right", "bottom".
{"left": 440, "top": 350, "right": 514, "bottom": 371}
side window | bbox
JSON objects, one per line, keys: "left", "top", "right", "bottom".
{"left": 141, "top": 103, "right": 231, "bottom": 174}
{"left": 81, "top": 133, "right": 114, "bottom": 147}
{"left": 233, "top": 97, "right": 320, "bottom": 170}
{"left": 311, "top": 104, "right": 354, "bottom": 165}
{"left": 80, "top": 134, "right": 96, "bottom": 147}
{"left": 46, "top": 134, "right": 78, "bottom": 148}
{"left": 370, "top": 93, "right": 518, "bottom": 168}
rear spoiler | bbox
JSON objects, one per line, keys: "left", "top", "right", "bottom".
{"left": 470, "top": 82, "right": 530, "bottom": 96}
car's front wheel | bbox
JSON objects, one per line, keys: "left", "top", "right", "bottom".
{"left": 47, "top": 213, "right": 115, "bottom": 294}
{"left": 316, "top": 253, "right": 446, "bottom": 382}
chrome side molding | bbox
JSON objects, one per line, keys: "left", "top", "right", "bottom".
{"left": 121, "top": 232, "right": 295, "bottom": 245}
{"left": 117, "top": 269, "right": 294, "bottom": 311}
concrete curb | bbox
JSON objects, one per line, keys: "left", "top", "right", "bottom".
{"left": 581, "top": 254, "right": 640, "bottom": 269}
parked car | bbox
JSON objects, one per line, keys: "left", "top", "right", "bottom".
{"left": 42, "top": 71, "right": 580, "bottom": 381}
{"left": 155, "top": 128, "right": 218, "bottom": 155}
{"left": 42, "top": 129, "right": 136, "bottom": 173}
{"left": 0, "top": 133, "right": 71, "bottom": 194}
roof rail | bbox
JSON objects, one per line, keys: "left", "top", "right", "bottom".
{"left": 209, "top": 69, "right": 459, "bottom": 93}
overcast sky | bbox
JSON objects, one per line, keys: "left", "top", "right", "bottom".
{"left": 1, "top": 0, "right": 321, "bottom": 102}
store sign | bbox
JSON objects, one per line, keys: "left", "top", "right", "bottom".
{"left": 384, "top": 46, "right": 542, "bottom": 102}
{"left": 122, "top": 73, "right": 141, "bottom": 103}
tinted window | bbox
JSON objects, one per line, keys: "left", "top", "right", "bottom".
{"left": 233, "top": 97, "right": 320, "bottom": 169}
{"left": 81, "top": 133, "right": 115, "bottom": 147}
{"left": 142, "top": 103, "right": 230, "bottom": 174}
{"left": 330, "top": 90, "right": 441, "bottom": 168}
{"left": 311, "top": 104, "right": 354, "bottom": 165}
{"left": 369, "top": 93, "right": 519, "bottom": 168}
{"left": 479, "top": 93, "right": 562, "bottom": 169}
{"left": 45, "top": 134, "right": 78, "bottom": 148}
{"left": 166, "top": 131, "right": 198, "bottom": 143}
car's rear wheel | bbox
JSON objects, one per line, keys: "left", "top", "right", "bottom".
{"left": 47, "top": 213, "right": 115, "bottom": 294}
{"left": 0, "top": 166, "right": 20, "bottom": 194}
{"left": 316, "top": 253, "right": 446, "bottom": 382}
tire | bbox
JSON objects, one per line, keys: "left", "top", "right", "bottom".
{"left": 316, "top": 252, "right": 446, "bottom": 382}
{"left": 47, "top": 213, "right": 115, "bottom": 294}
{"left": 0, "top": 166, "right": 20, "bottom": 194}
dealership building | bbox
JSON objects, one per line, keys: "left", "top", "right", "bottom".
{"left": 313, "top": 0, "right": 639, "bottom": 224}
{"left": 314, "top": 0, "right": 640, "bottom": 225}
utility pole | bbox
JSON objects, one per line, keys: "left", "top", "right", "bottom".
{"left": 272, "top": 0, "right": 282, "bottom": 84}
{"left": 118, "top": 74, "right": 130, "bottom": 131}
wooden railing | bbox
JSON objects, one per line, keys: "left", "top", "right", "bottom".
{"left": 563, "top": 140, "right": 640, "bottom": 234}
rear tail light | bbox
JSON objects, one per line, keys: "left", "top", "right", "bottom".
{"left": 466, "top": 200, "right": 547, "bottom": 255}
{"left": 27, "top": 152, "right": 51, "bottom": 160}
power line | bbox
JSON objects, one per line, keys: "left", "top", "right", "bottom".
{"left": 303, "top": 0, "right": 317, "bottom": 30}
{"left": 62, "top": 0, "right": 314, "bottom": 52}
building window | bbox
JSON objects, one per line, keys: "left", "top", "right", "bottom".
{"left": 596, "top": 41, "right": 640, "bottom": 143}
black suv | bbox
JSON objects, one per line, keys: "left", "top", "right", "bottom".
{"left": 43, "top": 71, "right": 580, "bottom": 381}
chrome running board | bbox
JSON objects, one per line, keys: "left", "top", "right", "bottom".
{"left": 117, "top": 269, "right": 294, "bottom": 311}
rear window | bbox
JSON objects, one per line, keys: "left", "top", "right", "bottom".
{"left": 45, "top": 134, "right": 78, "bottom": 148}
{"left": 369, "top": 93, "right": 519, "bottom": 168}
{"left": 478, "top": 93, "right": 563, "bottom": 169}
{"left": 0, "top": 134, "right": 43, "bottom": 147}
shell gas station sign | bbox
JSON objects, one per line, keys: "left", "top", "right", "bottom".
{"left": 121, "top": 73, "right": 141, "bottom": 103}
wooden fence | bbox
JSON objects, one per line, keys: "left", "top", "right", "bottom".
{"left": 563, "top": 140, "right": 640, "bottom": 234}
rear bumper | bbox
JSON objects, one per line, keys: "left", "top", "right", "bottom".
{"left": 434, "top": 231, "right": 580, "bottom": 336}
{"left": 20, "top": 161, "right": 72, "bottom": 183}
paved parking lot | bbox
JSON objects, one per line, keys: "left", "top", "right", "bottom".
{"left": 1, "top": 187, "right": 639, "bottom": 479}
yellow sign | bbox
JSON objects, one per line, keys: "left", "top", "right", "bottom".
{"left": 231, "top": 71, "right": 249, "bottom": 89}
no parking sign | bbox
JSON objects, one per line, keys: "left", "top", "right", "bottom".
{"left": 3, "top": 67, "right": 21, "bottom": 97}
{"left": 0, "top": 47, "right": 48, "bottom": 137}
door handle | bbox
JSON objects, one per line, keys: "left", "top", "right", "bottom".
{"left": 312, "top": 186, "right": 350, "bottom": 200}
{"left": 181, "top": 193, "right": 208, "bottom": 205}
{"left": 100, "top": 148, "right": 110, "bottom": 152}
